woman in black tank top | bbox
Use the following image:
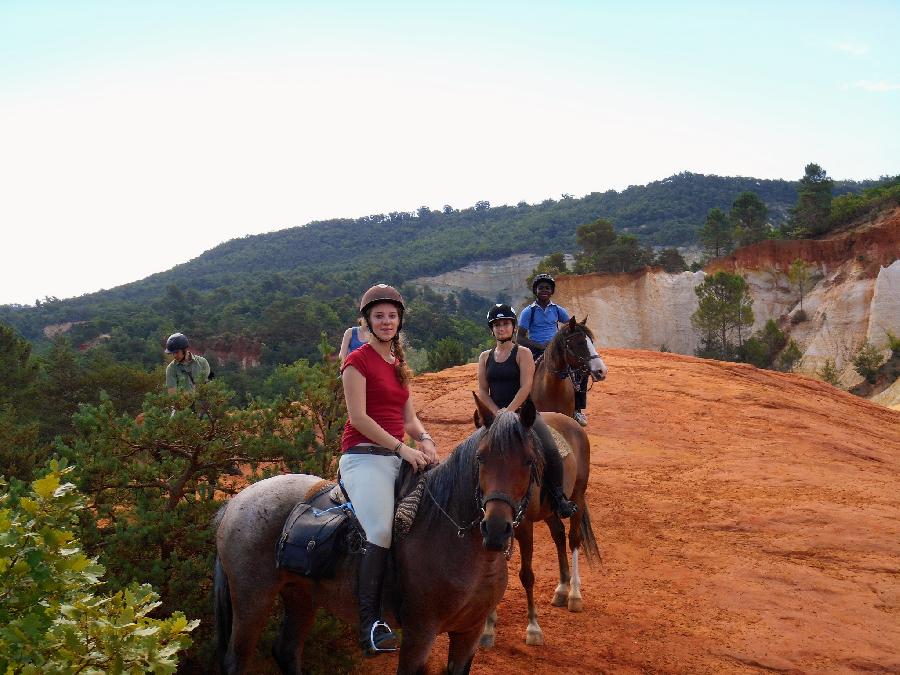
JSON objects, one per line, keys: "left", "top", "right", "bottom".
{"left": 476, "top": 303, "right": 577, "bottom": 518}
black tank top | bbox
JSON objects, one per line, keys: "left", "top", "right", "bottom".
{"left": 486, "top": 345, "right": 520, "bottom": 409}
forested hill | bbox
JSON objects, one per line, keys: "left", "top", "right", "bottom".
{"left": 9, "top": 172, "right": 869, "bottom": 312}
{"left": 0, "top": 171, "right": 873, "bottom": 368}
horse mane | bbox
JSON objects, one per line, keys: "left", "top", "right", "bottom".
{"left": 544, "top": 319, "right": 595, "bottom": 371}
{"left": 420, "top": 412, "right": 543, "bottom": 529}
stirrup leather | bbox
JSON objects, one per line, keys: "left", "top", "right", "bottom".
{"left": 368, "top": 620, "right": 399, "bottom": 653}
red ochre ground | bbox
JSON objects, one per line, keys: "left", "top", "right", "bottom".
{"left": 360, "top": 349, "right": 900, "bottom": 674}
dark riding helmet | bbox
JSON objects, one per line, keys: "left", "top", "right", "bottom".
{"left": 486, "top": 303, "right": 517, "bottom": 328}
{"left": 531, "top": 273, "right": 556, "bottom": 294}
{"left": 164, "top": 332, "right": 189, "bottom": 353}
{"left": 359, "top": 284, "right": 405, "bottom": 330}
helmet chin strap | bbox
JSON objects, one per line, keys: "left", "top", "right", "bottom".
{"left": 497, "top": 336, "right": 514, "bottom": 343}
{"left": 364, "top": 317, "right": 401, "bottom": 344}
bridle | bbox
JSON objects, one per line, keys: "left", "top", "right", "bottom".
{"left": 548, "top": 328, "right": 597, "bottom": 393}
{"left": 423, "top": 431, "right": 539, "bottom": 538}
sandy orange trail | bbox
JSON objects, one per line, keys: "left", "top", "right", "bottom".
{"left": 360, "top": 350, "right": 900, "bottom": 674}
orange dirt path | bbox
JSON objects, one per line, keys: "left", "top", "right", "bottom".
{"left": 361, "top": 349, "right": 900, "bottom": 674}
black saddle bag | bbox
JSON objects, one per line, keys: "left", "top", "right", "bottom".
{"left": 276, "top": 502, "right": 354, "bottom": 579}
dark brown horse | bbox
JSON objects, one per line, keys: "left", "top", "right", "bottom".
{"left": 530, "top": 316, "right": 606, "bottom": 417}
{"left": 476, "top": 408, "right": 600, "bottom": 647}
{"left": 214, "top": 400, "right": 542, "bottom": 674}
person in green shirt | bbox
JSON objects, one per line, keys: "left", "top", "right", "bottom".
{"left": 164, "top": 333, "right": 211, "bottom": 394}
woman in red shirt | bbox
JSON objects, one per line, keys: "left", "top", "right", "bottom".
{"left": 340, "top": 284, "right": 437, "bottom": 656}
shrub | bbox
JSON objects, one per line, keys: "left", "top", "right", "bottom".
{"left": 778, "top": 340, "right": 803, "bottom": 372}
{"left": 817, "top": 358, "right": 841, "bottom": 387}
{"left": 791, "top": 309, "right": 808, "bottom": 324}
{"left": 853, "top": 341, "right": 885, "bottom": 383}
{"left": 0, "top": 460, "right": 197, "bottom": 673}
{"left": 886, "top": 330, "right": 900, "bottom": 357}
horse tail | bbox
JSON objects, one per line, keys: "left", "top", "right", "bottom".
{"left": 214, "top": 556, "right": 232, "bottom": 668}
{"left": 578, "top": 503, "right": 602, "bottom": 564}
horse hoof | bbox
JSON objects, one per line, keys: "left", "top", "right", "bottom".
{"left": 479, "top": 634, "right": 495, "bottom": 649}
{"left": 525, "top": 629, "right": 544, "bottom": 646}
{"left": 568, "top": 597, "right": 583, "bottom": 613}
{"left": 551, "top": 592, "right": 567, "bottom": 607}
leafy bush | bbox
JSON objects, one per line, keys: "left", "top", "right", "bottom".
{"left": 0, "top": 460, "right": 197, "bottom": 673}
{"left": 817, "top": 358, "right": 841, "bottom": 387}
{"left": 886, "top": 330, "right": 900, "bottom": 357}
{"left": 428, "top": 337, "right": 468, "bottom": 371}
{"left": 778, "top": 340, "right": 803, "bottom": 372}
{"left": 852, "top": 341, "right": 885, "bottom": 383}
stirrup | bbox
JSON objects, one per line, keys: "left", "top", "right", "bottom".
{"left": 366, "top": 621, "right": 399, "bottom": 654}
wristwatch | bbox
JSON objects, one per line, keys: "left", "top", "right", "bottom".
{"left": 417, "top": 432, "right": 433, "bottom": 442}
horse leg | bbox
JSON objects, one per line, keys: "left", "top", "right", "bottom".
{"left": 448, "top": 625, "right": 490, "bottom": 674}
{"left": 567, "top": 503, "right": 585, "bottom": 612}
{"left": 271, "top": 585, "right": 315, "bottom": 675}
{"left": 396, "top": 627, "right": 437, "bottom": 675}
{"left": 568, "top": 547, "right": 583, "bottom": 612}
{"left": 518, "top": 523, "right": 543, "bottom": 646}
{"left": 479, "top": 606, "right": 498, "bottom": 648}
{"left": 545, "top": 515, "right": 571, "bottom": 607}
{"left": 223, "top": 584, "right": 280, "bottom": 675}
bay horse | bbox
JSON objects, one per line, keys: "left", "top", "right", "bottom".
{"left": 530, "top": 316, "right": 606, "bottom": 417}
{"left": 214, "top": 399, "right": 542, "bottom": 674}
{"left": 476, "top": 408, "right": 600, "bottom": 648}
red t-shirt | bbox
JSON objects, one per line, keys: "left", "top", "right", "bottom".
{"left": 341, "top": 343, "right": 410, "bottom": 451}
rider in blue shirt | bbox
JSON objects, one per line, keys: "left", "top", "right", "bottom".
{"left": 517, "top": 273, "right": 590, "bottom": 427}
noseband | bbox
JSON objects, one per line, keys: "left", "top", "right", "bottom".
{"left": 423, "top": 434, "right": 539, "bottom": 538}
{"left": 477, "top": 461, "right": 538, "bottom": 529}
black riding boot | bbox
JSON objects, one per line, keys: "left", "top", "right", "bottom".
{"left": 534, "top": 418, "right": 578, "bottom": 519}
{"left": 357, "top": 542, "right": 399, "bottom": 655}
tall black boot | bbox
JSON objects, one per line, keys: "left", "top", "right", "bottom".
{"left": 357, "top": 542, "right": 399, "bottom": 655}
{"left": 534, "top": 418, "right": 578, "bottom": 519}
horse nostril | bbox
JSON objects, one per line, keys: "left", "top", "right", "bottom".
{"left": 505, "top": 521, "right": 513, "bottom": 537}
{"left": 480, "top": 520, "right": 488, "bottom": 536}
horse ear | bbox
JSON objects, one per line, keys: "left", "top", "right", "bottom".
{"left": 568, "top": 316, "right": 577, "bottom": 329}
{"left": 520, "top": 398, "right": 537, "bottom": 429}
{"left": 473, "top": 392, "right": 494, "bottom": 428}
{"left": 473, "top": 410, "right": 482, "bottom": 429}
{"left": 580, "top": 315, "right": 588, "bottom": 326}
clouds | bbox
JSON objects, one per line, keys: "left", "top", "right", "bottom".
{"left": 848, "top": 80, "right": 900, "bottom": 93}
{"left": 832, "top": 41, "right": 870, "bottom": 57}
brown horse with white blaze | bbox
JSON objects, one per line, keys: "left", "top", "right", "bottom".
{"left": 476, "top": 404, "right": 600, "bottom": 648}
{"left": 214, "top": 401, "right": 543, "bottom": 674}
{"left": 530, "top": 316, "right": 606, "bottom": 417}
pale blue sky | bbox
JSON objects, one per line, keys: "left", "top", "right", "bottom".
{"left": 1, "top": 1, "right": 898, "bottom": 304}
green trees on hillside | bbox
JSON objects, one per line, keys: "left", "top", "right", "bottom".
{"left": 691, "top": 272, "right": 755, "bottom": 359}
{"left": 788, "top": 163, "right": 834, "bottom": 237}
{"left": 731, "top": 191, "right": 770, "bottom": 247}
{"left": 574, "top": 219, "right": 654, "bottom": 274}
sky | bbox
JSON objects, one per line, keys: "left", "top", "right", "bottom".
{"left": 1, "top": 1, "right": 898, "bottom": 305}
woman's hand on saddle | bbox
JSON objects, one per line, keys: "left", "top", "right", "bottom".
{"left": 398, "top": 444, "right": 429, "bottom": 471}
{"left": 419, "top": 438, "right": 439, "bottom": 466}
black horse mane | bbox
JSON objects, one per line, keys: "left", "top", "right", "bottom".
{"left": 545, "top": 319, "right": 595, "bottom": 371}
{"left": 420, "top": 411, "right": 543, "bottom": 528}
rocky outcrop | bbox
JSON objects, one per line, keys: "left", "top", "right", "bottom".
{"left": 555, "top": 208, "right": 899, "bottom": 388}
{"left": 411, "top": 254, "right": 574, "bottom": 304}
{"left": 194, "top": 336, "right": 262, "bottom": 370}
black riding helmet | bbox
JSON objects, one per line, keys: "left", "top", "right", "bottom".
{"left": 486, "top": 303, "right": 517, "bottom": 328}
{"left": 531, "top": 273, "right": 556, "bottom": 294}
{"left": 164, "top": 333, "right": 189, "bottom": 353}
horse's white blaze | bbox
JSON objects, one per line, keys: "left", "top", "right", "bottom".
{"left": 586, "top": 337, "right": 607, "bottom": 376}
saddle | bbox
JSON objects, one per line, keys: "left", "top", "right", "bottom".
{"left": 276, "top": 464, "right": 427, "bottom": 579}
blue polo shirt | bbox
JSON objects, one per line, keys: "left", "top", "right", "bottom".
{"left": 519, "top": 301, "right": 570, "bottom": 344}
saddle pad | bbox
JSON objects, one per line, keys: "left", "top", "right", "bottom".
{"left": 549, "top": 425, "right": 572, "bottom": 459}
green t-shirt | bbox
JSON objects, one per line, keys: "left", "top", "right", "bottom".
{"left": 165, "top": 353, "right": 211, "bottom": 391}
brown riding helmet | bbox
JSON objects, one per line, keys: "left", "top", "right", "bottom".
{"left": 359, "top": 284, "right": 405, "bottom": 328}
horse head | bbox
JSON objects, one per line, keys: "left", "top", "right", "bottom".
{"left": 559, "top": 316, "right": 607, "bottom": 381}
{"left": 472, "top": 395, "right": 539, "bottom": 551}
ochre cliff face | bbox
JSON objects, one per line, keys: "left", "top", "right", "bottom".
{"left": 555, "top": 207, "right": 899, "bottom": 385}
